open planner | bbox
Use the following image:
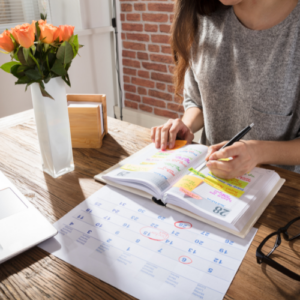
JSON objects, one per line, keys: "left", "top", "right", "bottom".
{"left": 95, "top": 141, "right": 285, "bottom": 238}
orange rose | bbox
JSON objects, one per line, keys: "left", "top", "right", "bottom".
{"left": 11, "top": 23, "right": 35, "bottom": 48}
{"left": 0, "top": 30, "right": 15, "bottom": 52}
{"left": 53, "top": 25, "right": 75, "bottom": 42}
{"left": 39, "top": 24, "right": 57, "bottom": 44}
{"left": 31, "top": 19, "right": 47, "bottom": 34}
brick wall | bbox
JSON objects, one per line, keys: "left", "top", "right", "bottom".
{"left": 120, "top": 0, "right": 184, "bottom": 119}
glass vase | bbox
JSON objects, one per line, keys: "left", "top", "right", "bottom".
{"left": 30, "top": 77, "right": 74, "bottom": 178}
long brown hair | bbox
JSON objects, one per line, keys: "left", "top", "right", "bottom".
{"left": 170, "top": 0, "right": 223, "bottom": 97}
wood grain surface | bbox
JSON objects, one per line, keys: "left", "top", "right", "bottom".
{"left": 0, "top": 113, "right": 300, "bottom": 300}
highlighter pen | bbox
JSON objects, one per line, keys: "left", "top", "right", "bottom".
{"left": 196, "top": 123, "right": 254, "bottom": 172}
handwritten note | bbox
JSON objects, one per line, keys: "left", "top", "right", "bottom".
{"left": 209, "top": 172, "right": 249, "bottom": 189}
{"left": 121, "top": 164, "right": 154, "bottom": 172}
{"left": 174, "top": 175, "right": 203, "bottom": 191}
{"left": 166, "top": 140, "right": 187, "bottom": 150}
{"left": 179, "top": 187, "right": 202, "bottom": 200}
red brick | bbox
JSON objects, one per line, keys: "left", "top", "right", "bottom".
{"left": 161, "top": 45, "right": 172, "bottom": 54}
{"left": 139, "top": 104, "right": 152, "bottom": 113}
{"left": 142, "top": 13, "right": 168, "bottom": 23}
{"left": 121, "top": 32, "right": 126, "bottom": 40}
{"left": 156, "top": 83, "right": 166, "bottom": 90}
{"left": 124, "top": 84, "right": 136, "bottom": 93}
{"left": 125, "top": 100, "right": 138, "bottom": 109}
{"left": 151, "top": 72, "right": 173, "bottom": 83}
{"left": 168, "top": 65, "right": 175, "bottom": 73}
{"left": 132, "top": 77, "right": 155, "bottom": 88}
{"left": 123, "top": 41, "right": 146, "bottom": 51}
{"left": 121, "top": 3, "right": 132, "bottom": 11}
{"left": 122, "top": 50, "right": 136, "bottom": 58}
{"left": 167, "top": 103, "right": 184, "bottom": 113}
{"left": 145, "top": 24, "right": 158, "bottom": 32}
{"left": 123, "top": 75, "right": 130, "bottom": 83}
{"left": 167, "top": 85, "right": 175, "bottom": 93}
{"left": 120, "top": 14, "right": 125, "bottom": 21}
{"left": 143, "top": 97, "right": 166, "bottom": 108}
{"left": 125, "top": 92, "right": 141, "bottom": 102}
{"left": 150, "top": 54, "right": 173, "bottom": 64}
{"left": 151, "top": 34, "right": 170, "bottom": 44}
{"left": 154, "top": 108, "right": 178, "bottom": 118}
{"left": 142, "top": 62, "right": 167, "bottom": 72}
{"left": 160, "top": 24, "right": 171, "bottom": 33}
{"left": 127, "top": 14, "right": 141, "bottom": 21}
{"left": 123, "top": 67, "right": 137, "bottom": 76}
{"left": 134, "top": 3, "right": 146, "bottom": 11}
{"left": 123, "top": 58, "right": 140, "bottom": 68}
{"left": 138, "top": 70, "right": 149, "bottom": 78}
{"left": 170, "top": 15, "right": 174, "bottom": 23}
{"left": 122, "top": 23, "right": 143, "bottom": 32}
{"left": 149, "top": 45, "right": 159, "bottom": 52}
{"left": 137, "top": 52, "right": 148, "bottom": 60}
{"left": 148, "top": 3, "right": 174, "bottom": 12}
{"left": 149, "top": 89, "right": 172, "bottom": 101}
{"left": 138, "top": 87, "right": 147, "bottom": 95}
{"left": 127, "top": 33, "right": 149, "bottom": 42}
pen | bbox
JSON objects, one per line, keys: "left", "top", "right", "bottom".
{"left": 196, "top": 123, "right": 254, "bottom": 172}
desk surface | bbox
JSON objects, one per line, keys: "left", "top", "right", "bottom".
{"left": 0, "top": 112, "right": 300, "bottom": 300}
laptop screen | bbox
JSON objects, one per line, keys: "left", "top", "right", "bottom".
{"left": 0, "top": 188, "right": 28, "bottom": 221}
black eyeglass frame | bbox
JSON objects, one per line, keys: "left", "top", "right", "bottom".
{"left": 256, "top": 216, "right": 300, "bottom": 281}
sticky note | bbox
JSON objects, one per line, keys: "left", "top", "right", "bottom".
{"left": 174, "top": 175, "right": 203, "bottom": 191}
{"left": 209, "top": 172, "right": 249, "bottom": 189}
{"left": 141, "top": 162, "right": 157, "bottom": 165}
{"left": 121, "top": 164, "right": 154, "bottom": 172}
{"left": 179, "top": 187, "right": 202, "bottom": 200}
{"left": 166, "top": 140, "right": 187, "bottom": 150}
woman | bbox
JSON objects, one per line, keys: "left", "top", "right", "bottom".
{"left": 151, "top": 0, "right": 300, "bottom": 179}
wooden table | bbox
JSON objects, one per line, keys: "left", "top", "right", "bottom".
{"left": 0, "top": 111, "right": 300, "bottom": 300}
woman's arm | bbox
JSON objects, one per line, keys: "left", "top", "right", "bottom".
{"left": 206, "top": 139, "right": 300, "bottom": 179}
{"left": 151, "top": 107, "right": 204, "bottom": 150}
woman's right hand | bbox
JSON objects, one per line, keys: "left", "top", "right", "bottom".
{"left": 151, "top": 118, "right": 194, "bottom": 150}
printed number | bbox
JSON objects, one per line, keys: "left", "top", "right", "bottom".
{"left": 131, "top": 216, "right": 139, "bottom": 221}
{"left": 208, "top": 268, "right": 213, "bottom": 273}
{"left": 107, "top": 239, "right": 112, "bottom": 243}
{"left": 136, "top": 239, "right": 140, "bottom": 243}
{"left": 86, "top": 208, "right": 93, "bottom": 213}
{"left": 104, "top": 216, "right": 111, "bottom": 220}
{"left": 158, "top": 216, "right": 165, "bottom": 221}
{"left": 213, "top": 206, "right": 230, "bottom": 216}
{"left": 95, "top": 223, "right": 103, "bottom": 228}
{"left": 143, "top": 231, "right": 151, "bottom": 237}
{"left": 119, "top": 202, "right": 126, "bottom": 206}
{"left": 171, "top": 231, "right": 180, "bottom": 236}
{"left": 112, "top": 209, "right": 119, "bottom": 214}
{"left": 165, "top": 239, "right": 173, "bottom": 245}
{"left": 87, "top": 230, "right": 92, "bottom": 234}
{"left": 138, "top": 209, "right": 145, "bottom": 213}
{"left": 151, "top": 223, "right": 158, "bottom": 228}
{"left": 225, "top": 239, "right": 234, "bottom": 245}
{"left": 201, "top": 231, "right": 209, "bottom": 236}
{"left": 194, "top": 239, "right": 204, "bottom": 245}
{"left": 77, "top": 215, "right": 84, "bottom": 220}
{"left": 219, "top": 248, "right": 228, "bottom": 254}
{"left": 123, "top": 223, "right": 130, "bottom": 228}
{"left": 188, "top": 248, "right": 196, "bottom": 254}
{"left": 69, "top": 222, "right": 74, "bottom": 226}
{"left": 95, "top": 202, "right": 101, "bottom": 207}
{"left": 158, "top": 248, "right": 162, "bottom": 253}
{"left": 115, "top": 231, "right": 120, "bottom": 235}
{"left": 214, "top": 258, "right": 222, "bottom": 264}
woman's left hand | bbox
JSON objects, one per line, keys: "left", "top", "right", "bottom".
{"left": 205, "top": 140, "right": 261, "bottom": 179}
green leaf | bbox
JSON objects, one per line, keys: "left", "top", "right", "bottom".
{"left": 15, "top": 76, "right": 32, "bottom": 84}
{"left": 51, "top": 59, "right": 67, "bottom": 76}
{"left": 11, "top": 64, "right": 26, "bottom": 78}
{"left": 69, "top": 35, "right": 79, "bottom": 58}
{"left": 23, "top": 48, "right": 30, "bottom": 62}
{"left": 35, "top": 21, "right": 41, "bottom": 41}
{"left": 39, "top": 82, "right": 54, "bottom": 100}
{"left": 25, "top": 69, "right": 42, "bottom": 81}
{"left": 44, "top": 73, "right": 52, "bottom": 83}
{"left": 56, "top": 41, "right": 74, "bottom": 65}
{"left": 0, "top": 61, "right": 21, "bottom": 73}
{"left": 13, "top": 50, "right": 20, "bottom": 61}
{"left": 40, "top": 13, "right": 47, "bottom": 21}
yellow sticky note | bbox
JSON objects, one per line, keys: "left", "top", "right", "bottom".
{"left": 121, "top": 164, "right": 154, "bottom": 172}
{"left": 140, "top": 162, "right": 157, "bottom": 165}
{"left": 167, "top": 140, "right": 187, "bottom": 150}
{"left": 209, "top": 172, "right": 249, "bottom": 189}
{"left": 174, "top": 175, "right": 203, "bottom": 191}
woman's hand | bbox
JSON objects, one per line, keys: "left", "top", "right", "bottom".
{"left": 205, "top": 140, "right": 261, "bottom": 179}
{"left": 151, "top": 118, "right": 194, "bottom": 150}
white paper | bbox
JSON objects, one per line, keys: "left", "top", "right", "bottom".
{"left": 39, "top": 186, "right": 257, "bottom": 300}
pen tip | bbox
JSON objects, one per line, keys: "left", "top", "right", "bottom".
{"left": 250, "top": 123, "right": 254, "bottom": 128}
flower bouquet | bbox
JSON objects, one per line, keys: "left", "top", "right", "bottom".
{"left": 0, "top": 14, "right": 83, "bottom": 178}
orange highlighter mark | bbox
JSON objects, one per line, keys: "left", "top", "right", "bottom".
{"left": 179, "top": 187, "right": 202, "bottom": 200}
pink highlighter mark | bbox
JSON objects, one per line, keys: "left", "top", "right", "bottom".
{"left": 179, "top": 187, "right": 202, "bottom": 200}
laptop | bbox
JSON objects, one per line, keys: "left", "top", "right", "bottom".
{"left": 0, "top": 171, "right": 57, "bottom": 263}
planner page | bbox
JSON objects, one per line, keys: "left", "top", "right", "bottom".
{"left": 39, "top": 186, "right": 256, "bottom": 300}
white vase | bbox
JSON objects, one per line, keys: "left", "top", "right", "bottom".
{"left": 30, "top": 77, "right": 74, "bottom": 178}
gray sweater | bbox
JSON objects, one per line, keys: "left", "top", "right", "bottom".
{"left": 183, "top": 2, "right": 300, "bottom": 173}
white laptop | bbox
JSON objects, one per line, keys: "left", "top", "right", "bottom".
{"left": 0, "top": 171, "right": 57, "bottom": 263}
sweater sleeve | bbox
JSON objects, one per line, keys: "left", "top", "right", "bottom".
{"left": 183, "top": 67, "right": 203, "bottom": 111}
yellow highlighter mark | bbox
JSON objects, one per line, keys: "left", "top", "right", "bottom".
{"left": 121, "top": 164, "right": 154, "bottom": 172}
{"left": 174, "top": 175, "right": 203, "bottom": 191}
{"left": 140, "top": 162, "right": 157, "bottom": 165}
{"left": 209, "top": 172, "right": 249, "bottom": 189}
{"left": 166, "top": 140, "right": 187, "bottom": 150}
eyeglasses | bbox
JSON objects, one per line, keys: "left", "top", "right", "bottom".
{"left": 256, "top": 216, "right": 300, "bottom": 281}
